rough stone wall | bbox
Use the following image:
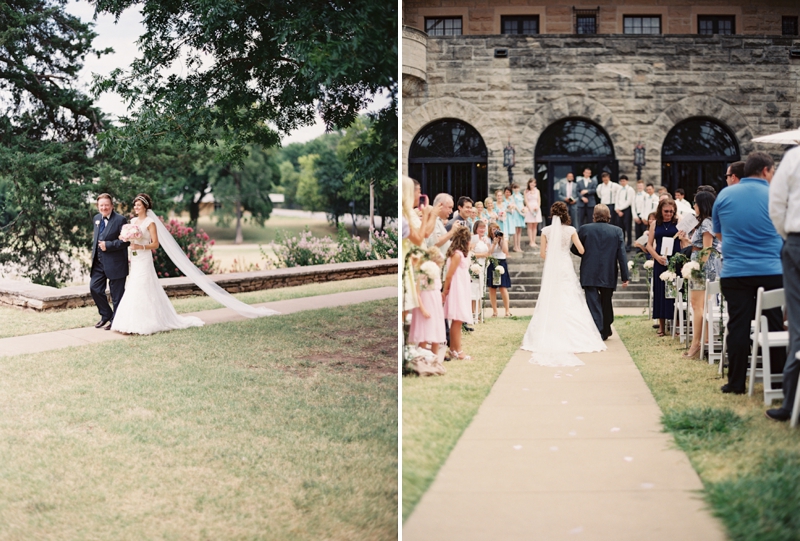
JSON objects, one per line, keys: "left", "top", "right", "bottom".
{"left": 403, "top": 32, "right": 800, "bottom": 191}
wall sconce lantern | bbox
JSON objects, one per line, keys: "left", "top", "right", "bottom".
{"left": 633, "top": 143, "right": 646, "bottom": 181}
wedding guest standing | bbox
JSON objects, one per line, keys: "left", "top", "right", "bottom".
{"left": 494, "top": 190, "right": 509, "bottom": 239}
{"left": 483, "top": 196, "right": 497, "bottom": 224}
{"left": 408, "top": 247, "right": 447, "bottom": 355}
{"left": 714, "top": 152, "right": 785, "bottom": 397}
{"left": 768, "top": 146, "right": 800, "bottom": 421}
{"left": 558, "top": 172, "right": 579, "bottom": 227}
{"left": 647, "top": 198, "right": 679, "bottom": 337}
{"left": 443, "top": 227, "right": 474, "bottom": 360}
{"left": 524, "top": 178, "right": 542, "bottom": 248}
{"left": 676, "top": 190, "right": 721, "bottom": 359}
{"left": 511, "top": 183, "right": 526, "bottom": 252}
{"left": 615, "top": 175, "right": 635, "bottom": 250}
{"left": 426, "top": 193, "right": 456, "bottom": 257}
{"left": 674, "top": 188, "right": 694, "bottom": 219}
{"left": 576, "top": 168, "right": 598, "bottom": 228}
{"left": 470, "top": 220, "right": 491, "bottom": 321}
{"left": 486, "top": 222, "right": 512, "bottom": 317}
{"left": 596, "top": 172, "right": 620, "bottom": 226}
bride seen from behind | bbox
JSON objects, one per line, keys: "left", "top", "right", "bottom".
{"left": 111, "top": 193, "right": 278, "bottom": 335}
{"left": 521, "top": 201, "right": 606, "bottom": 366}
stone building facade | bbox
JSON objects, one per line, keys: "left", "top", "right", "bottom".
{"left": 402, "top": 1, "right": 800, "bottom": 210}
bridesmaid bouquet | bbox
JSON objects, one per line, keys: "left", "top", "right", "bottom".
{"left": 120, "top": 224, "right": 144, "bottom": 255}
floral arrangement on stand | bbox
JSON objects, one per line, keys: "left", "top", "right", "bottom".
{"left": 468, "top": 254, "right": 482, "bottom": 280}
{"left": 660, "top": 252, "right": 689, "bottom": 299}
{"left": 627, "top": 252, "right": 648, "bottom": 282}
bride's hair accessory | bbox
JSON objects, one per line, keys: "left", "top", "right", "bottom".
{"left": 134, "top": 193, "right": 152, "bottom": 209}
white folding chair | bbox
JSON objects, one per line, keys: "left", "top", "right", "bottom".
{"left": 672, "top": 278, "right": 689, "bottom": 343}
{"left": 700, "top": 280, "right": 727, "bottom": 364}
{"left": 791, "top": 352, "right": 800, "bottom": 428}
{"left": 748, "top": 287, "right": 787, "bottom": 405}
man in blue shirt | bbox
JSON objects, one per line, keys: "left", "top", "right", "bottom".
{"left": 713, "top": 152, "right": 785, "bottom": 396}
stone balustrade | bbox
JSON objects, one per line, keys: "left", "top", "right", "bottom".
{"left": 0, "top": 259, "right": 398, "bottom": 311}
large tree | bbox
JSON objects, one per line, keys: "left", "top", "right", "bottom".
{"left": 92, "top": 0, "right": 397, "bottom": 165}
{"left": 0, "top": 0, "right": 109, "bottom": 286}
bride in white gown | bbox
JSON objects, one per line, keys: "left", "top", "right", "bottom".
{"left": 521, "top": 202, "right": 606, "bottom": 366}
{"left": 111, "top": 193, "right": 278, "bottom": 335}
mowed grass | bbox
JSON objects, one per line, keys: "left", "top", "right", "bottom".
{"left": 196, "top": 214, "right": 369, "bottom": 245}
{"left": 616, "top": 316, "right": 800, "bottom": 541}
{"left": 0, "top": 275, "right": 397, "bottom": 339}
{"left": 0, "top": 299, "right": 397, "bottom": 540}
{"left": 402, "top": 316, "right": 529, "bottom": 521}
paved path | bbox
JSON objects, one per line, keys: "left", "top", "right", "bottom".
{"left": 0, "top": 287, "right": 396, "bottom": 358}
{"left": 403, "top": 328, "right": 726, "bottom": 541}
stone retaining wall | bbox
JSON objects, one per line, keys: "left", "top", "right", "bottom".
{"left": 0, "top": 259, "right": 398, "bottom": 312}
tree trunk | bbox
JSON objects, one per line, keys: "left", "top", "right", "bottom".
{"left": 233, "top": 171, "right": 243, "bottom": 245}
{"left": 369, "top": 181, "right": 374, "bottom": 245}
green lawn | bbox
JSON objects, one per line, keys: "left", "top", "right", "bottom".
{"left": 402, "top": 316, "right": 528, "bottom": 521}
{"left": 616, "top": 316, "right": 800, "bottom": 541}
{"left": 0, "top": 275, "right": 396, "bottom": 339}
{"left": 196, "top": 214, "right": 369, "bottom": 245}
{"left": 0, "top": 299, "right": 397, "bottom": 540}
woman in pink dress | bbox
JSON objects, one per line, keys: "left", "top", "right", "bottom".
{"left": 524, "top": 178, "right": 542, "bottom": 248}
{"left": 443, "top": 226, "right": 474, "bottom": 359}
{"left": 408, "top": 248, "right": 447, "bottom": 353}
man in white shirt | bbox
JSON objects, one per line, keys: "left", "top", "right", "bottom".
{"left": 426, "top": 193, "right": 456, "bottom": 256}
{"left": 615, "top": 175, "right": 635, "bottom": 250}
{"left": 644, "top": 182, "right": 659, "bottom": 219}
{"left": 674, "top": 188, "right": 695, "bottom": 219}
{"left": 768, "top": 146, "right": 800, "bottom": 422}
{"left": 633, "top": 179, "right": 648, "bottom": 239}
{"left": 596, "top": 172, "right": 620, "bottom": 227}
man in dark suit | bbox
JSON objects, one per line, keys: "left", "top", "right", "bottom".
{"left": 90, "top": 193, "right": 130, "bottom": 330}
{"left": 556, "top": 172, "right": 579, "bottom": 227}
{"left": 571, "top": 204, "right": 629, "bottom": 340}
{"left": 576, "top": 167, "right": 597, "bottom": 228}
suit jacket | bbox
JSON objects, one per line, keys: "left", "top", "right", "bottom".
{"left": 570, "top": 222, "right": 628, "bottom": 289}
{"left": 557, "top": 180, "right": 579, "bottom": 206}
{"left": 91, "top": 210, "right": 130, "bottom": 280}
{"left": 576, "top": 177, "right": 598, "bottom": 208}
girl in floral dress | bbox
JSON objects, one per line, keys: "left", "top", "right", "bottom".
{"left": 443, "top": 227, "right": 474, "bottom": 360}
{"left": 408, "top": 247, "right": 447, "bottom": 354}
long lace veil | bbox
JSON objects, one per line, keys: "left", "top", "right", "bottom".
{"left": 148, "top": 210, "right": 279, "bottom": 318}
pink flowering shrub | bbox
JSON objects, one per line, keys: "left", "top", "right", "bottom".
{"left": 152, "top": 218, "right": 218, "bottom": 278}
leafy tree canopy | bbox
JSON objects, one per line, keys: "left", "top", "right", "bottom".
{"left": 92, "top": 0, "right": 398, "bottom": 164}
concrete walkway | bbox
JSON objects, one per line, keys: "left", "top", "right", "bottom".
{"left": 0, "top": 287, "right": 397, "bottom": 358}
{"left": 403, "top": 328, "right": 726, "bottom": 541}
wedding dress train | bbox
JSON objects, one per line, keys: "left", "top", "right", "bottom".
{"left": 521, "top": 216, "right": 606, "bottom": 366}
{"left": 112, "top": 210, "right": 278, "bottom": 335}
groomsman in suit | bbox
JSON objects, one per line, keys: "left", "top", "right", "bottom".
{"left": 90, "top": 193, "right": 130, "bottom": 330}
{"left": 571, "top": 204, "right": 629, "bottom": 340}
{"left": 576, "top": 167, "right": 598, "bottom": 228}
{"left": 615, "top": 175, "right": 636, "bottom": 250}
{"left": 557, "top": 172, "right": 579, "bottom": 227}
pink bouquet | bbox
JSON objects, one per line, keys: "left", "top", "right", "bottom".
{"left": 120, "top": 224, "right": 144, "bottom": 255}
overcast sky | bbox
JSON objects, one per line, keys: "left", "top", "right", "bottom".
{"left": 65, "top": 0, "right": 387, "bottom": 146}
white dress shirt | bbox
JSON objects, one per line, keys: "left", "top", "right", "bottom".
{"left": 596, "top": 181, "right": 620, "bottom": 205}
{"left": 633, "top": 190, "right": 647, "bottom": 220}
{"left": 770, "top": 145, "right": 800, "bottom": 238}
{"left": 675, "top": 198, "right": 695, "bottom": 219}
{"left": 615, "top": 185, "right": 635, "bottom": 211}
{"left": 644, "top": 193, "right": 659, "bottom": 217}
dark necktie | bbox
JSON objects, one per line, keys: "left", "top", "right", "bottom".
{"left": 99, "top": 217, "right": 107, "bottom": 235}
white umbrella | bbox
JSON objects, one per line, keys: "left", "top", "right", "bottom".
{"left": 752, "top": 128, "right": 800, "bottom": 145}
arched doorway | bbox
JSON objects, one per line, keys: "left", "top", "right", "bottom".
{"left": 534, "top": 118, "right": 617, "bottom": 224}
{"left": 661, "top": 117, "right": 740, "bottom": 198}
{"left": 408, "top": 119, "right": 488, "bottom": 206}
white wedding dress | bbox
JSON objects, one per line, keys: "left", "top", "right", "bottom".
{"left": 521, "top": 216, "right": 606, "bottom": 366}
{"left": 112, "top": 211, "right": 278, "bottom": 335}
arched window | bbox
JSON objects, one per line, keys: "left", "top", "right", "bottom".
{"left": 534, "top": 118, "right": 617, "bottom": 224}
{"left": 409, "top": 119, "right": 488, "bottom": 204}
{"left": 661, "top": 117, "right": 740, "bottom": 197}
